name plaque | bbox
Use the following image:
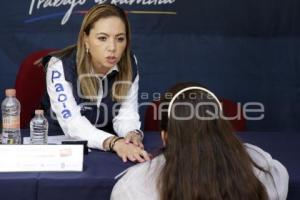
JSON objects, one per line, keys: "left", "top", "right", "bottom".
{"left": 0, "top": 145, "right": 83, "bottom": 172}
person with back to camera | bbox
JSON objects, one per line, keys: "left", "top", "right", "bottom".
{"left": 111, "top": 83, "right": 289, "bottom": 200}
{"left": 40, "top": 4, "right": 150, "bottom": 162}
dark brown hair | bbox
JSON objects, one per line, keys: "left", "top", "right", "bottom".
{"left": 159, "top": 82, "right": 268, "bottom": 200}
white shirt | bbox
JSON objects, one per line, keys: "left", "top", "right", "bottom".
{"left": 111, "top": 143, "right": 289, "bottom": 200}
{"left": 46, "top": 57, "right": 141, "bottom": 150}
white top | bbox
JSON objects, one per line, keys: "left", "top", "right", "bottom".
{"left": 111, "top": 143, "right": 289, "bottom": 200}
{"left": 46, "top": 57, "right": 141, "bottom": 150}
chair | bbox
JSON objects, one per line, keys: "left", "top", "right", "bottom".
{"left": 144, "top": 98, "right": 246, "bottom": 132}
{"left": 15, "top": 49, "right": 55, "bottom": 128}
{"left": 144, "top": 100, "right": 161, "bottom": 132}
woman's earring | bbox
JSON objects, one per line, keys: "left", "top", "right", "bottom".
{"left": 85, "top": 43, "right": 89, "bottom": 54}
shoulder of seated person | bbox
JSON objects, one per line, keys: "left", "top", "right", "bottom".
{"left": 48, "top": 56, "right": 62, "bottom": 67}
{"left": 123, "top": 154, "right": 165, "bottom": 179}
{"left": 244, "top": 143, "right": 274, "bottom": 170}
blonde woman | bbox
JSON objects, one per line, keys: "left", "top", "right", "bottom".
{"left": 41, "top": 4, "right": 149, "bottom": 162}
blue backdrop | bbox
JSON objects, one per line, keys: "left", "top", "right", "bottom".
{"left": 0, "top": 0, "right": 299, "bottom": 131}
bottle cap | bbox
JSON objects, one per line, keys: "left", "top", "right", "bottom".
{"left": 35, "top": 110, "right": 44, "bottom": 115}
{"left": 5, "top": 89, "right": 16, "bottom": 97}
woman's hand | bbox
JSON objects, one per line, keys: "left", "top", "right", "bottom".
{"left": 124, "top": 131, "right": 144, "bottom": 149}
{"left": 113, "top": 138, "right": 150, "bottom": 163}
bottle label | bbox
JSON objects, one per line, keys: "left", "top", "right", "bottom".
{"left": 2, "top": 116, "right": 20, "bottom": 129}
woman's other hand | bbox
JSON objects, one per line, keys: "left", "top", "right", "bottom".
{"left": 124, "top": 131, "right": 144, "bottom": 149}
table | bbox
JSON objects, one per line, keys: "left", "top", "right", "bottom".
{"left": 0, "top": 131, "right": 299, "bottom": 200}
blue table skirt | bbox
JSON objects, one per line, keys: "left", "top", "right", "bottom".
{"left": 0, "top": 131, "right": 299, "bottom": 200}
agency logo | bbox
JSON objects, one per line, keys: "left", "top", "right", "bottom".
{"left": 27, "top": 0, "right": 177, "bottom": 25}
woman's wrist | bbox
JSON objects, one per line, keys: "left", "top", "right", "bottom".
{"left": 133, "top": 129, "right": 144, "bottom": 140}
{"left": 103, "top": 136, "right": 116, "bottom": 151}
{"left": 103, "top": 136, "right": 125, "bottom": 152}
{"left": 110, "top": 137, "right": 124, "bottom": 152}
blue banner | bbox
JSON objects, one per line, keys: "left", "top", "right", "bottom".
{"left": 1, "top": 0, "right": 300, "bottom": 131}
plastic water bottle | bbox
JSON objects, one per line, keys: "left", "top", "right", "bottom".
{"left": 30, "top": 110, "right": 48, "bottom": 144}
{"left": 1, "top": 89, "right": 21, "bottom": 144}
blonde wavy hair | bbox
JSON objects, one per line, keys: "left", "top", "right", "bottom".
{"left": 48, "top": 4, "right": 132, "bottom": 102}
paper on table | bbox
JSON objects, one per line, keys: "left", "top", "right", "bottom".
{"left": 23, "top": 135, "right": 81, "bottom": 145}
